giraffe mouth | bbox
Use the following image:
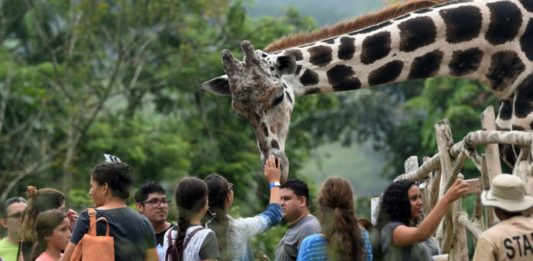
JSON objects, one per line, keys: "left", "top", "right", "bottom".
{"left": 262, "top": 152, "right": 289, "bottom": 183}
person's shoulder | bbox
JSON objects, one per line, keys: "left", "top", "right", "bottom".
{"left": 163, "top": 226, "right": 178, "bottom": 244}
{"left": 163, "top": 224, "right": 175, "bottom": 234}
{"left": 299, "top": 215, "right": 320, "bottom": 229}
{"left": 509, "top": 214, "right": 533, "bottom": 224}
{"left": 35, "top": 252, "right": 55, "bottom": 261}
{"left": 307, "top": 214, "right": 319, "bottom": 221}
{"left": 479, "top": 221, "right": 508, "bottom": 239}
{"left": 290, "top": 215, "right": 320, "bottom": 237}
{"left": 78, "top": 208, "right": 90, "bottom": 216}
{"left": 382, "top": 221, "right": 403, "bottom": 231}
{"left": 203, "top": 228, "right": 218, "bottom": 241}
{"left": 204, "top": 227, "right": 216, "bottom": 235}
{"left": 302, "top": 234, "right": 324, "bottom": 244}
{"left": 106, "top": 207, "right": 144, "bottom": 219}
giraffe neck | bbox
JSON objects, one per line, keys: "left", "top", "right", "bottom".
{"left": 279, "top": 0, "right": 533, "bottom": 100}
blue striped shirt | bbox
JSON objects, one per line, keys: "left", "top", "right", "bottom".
{"left": 297, "top": 229, "right": 373, "bottom": 261}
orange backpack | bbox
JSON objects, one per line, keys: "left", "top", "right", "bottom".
{"left": 70, "top": 208, "right": 115, "bottom": 261}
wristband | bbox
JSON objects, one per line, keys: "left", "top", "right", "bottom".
{"left": 269, "top": 181, "right": 281, "bottom": 189}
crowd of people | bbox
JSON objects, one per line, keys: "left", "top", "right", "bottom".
{"left": 0, "top": 154, "right": 532, "bottom": 261}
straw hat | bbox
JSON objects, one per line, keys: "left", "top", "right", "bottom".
{"left": 481, "top": 174, "right": 533, "bottom": 212}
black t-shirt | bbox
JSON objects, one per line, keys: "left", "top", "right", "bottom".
{"left": 71, "top": 207, "right": 156, "bottom": 261}
{"left": 156, "top": 224, "right": 174, "bottom": 246}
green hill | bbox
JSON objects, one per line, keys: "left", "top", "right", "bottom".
{"left": 247, "top": 0, "right": 385, "bottom": 26}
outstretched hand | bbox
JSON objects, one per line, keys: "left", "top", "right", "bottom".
{"left": 264, "top": 155, "right": 281, "bottom": 183}
{"left": 444, "top": 178, "right": 469, "bottom": 202}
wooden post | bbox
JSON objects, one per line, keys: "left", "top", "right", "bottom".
{"left": 422, "top": 156, "right": 434, "bottom": 216}
{"left": 434, "top": 120, "right": 468, "bottom": 260}
{"left": 480, "top": 155, "right": 495, "bottom": 229}
{"left": 404, "top": 156, "right": 419, "bottom": 174}
{"left": 480, "top": 107, "right": 500, "bottom": 227}
{"left": 371, "top": 197, "right": 380, "bottom": 225}
{"left": 480, "top": 107, "right": 501, "bottom": 182}
{"left": 452, "top": 208, "right": 469, "bottom": 260}
{"left": 457, "top": 212, "right": 483, "bottom": 239}
{"left": 434, "top": 120, "right": 455, "bottom": 252}
{"left": 452, "top": 179, "right": 480, "bottom": 260}
{"left": 430, "top": 169, "right": 442, "bottom": 209}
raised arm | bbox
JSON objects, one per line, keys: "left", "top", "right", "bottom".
{"left": 392, "top": 178, "right": 468, "bottom": 246}
{"left": 264, "top": 154, "right": 281, "bottom": 205}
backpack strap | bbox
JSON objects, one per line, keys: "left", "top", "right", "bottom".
{"left": 88, "top": 208, "right": 97, "bottom": 236}
{"left": 87, "top": 208, "right": 110, "bottom": 236}
{"left": 165, "top": 227, "right": 178, "bottom": 261}
{"left": 16, "top": 241, "right": 22, "bottom": 261}
{"left": 166, "top": 227, "right": 175, "bottom": 245}
{"left": 164, "top": 226, "right": 204, "bottom": 261}
{"left": 182, "top": 226, "right": 204, "bottom": 251}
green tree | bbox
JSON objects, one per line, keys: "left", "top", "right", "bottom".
{"left": 0, "top": 1, "right": 324, "bottom": 254}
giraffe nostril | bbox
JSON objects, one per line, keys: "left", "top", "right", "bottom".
{"left": 271, "top": 140, "right": 280, "bottom": 149}
{"left": 262, "top": 123, "right": 269, "bottom": 137}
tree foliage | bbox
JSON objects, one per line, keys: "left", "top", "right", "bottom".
{"left": 1, "top": 0, "right": 502, "bottom": 256}
{"left": 319, "top": 78, "right": 498, "bottom": 179}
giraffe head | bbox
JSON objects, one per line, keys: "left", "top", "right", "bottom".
{"left": 201, "top": 41, "right": 297, "bottom": 182}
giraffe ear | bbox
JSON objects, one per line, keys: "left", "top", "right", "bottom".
{"left": 200, "top": 75, "right": 231, "bottom": 96}
{"left": 276, "top": 55, "right": 296, "bottom": 75}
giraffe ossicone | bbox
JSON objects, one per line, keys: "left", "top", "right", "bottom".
{"left": 201, "top": 0, "right": 533, "bottom": 181}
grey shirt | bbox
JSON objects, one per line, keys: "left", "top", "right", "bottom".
{"left": 275, "top": 214, "right": 321, "bottom": 261}
{"left": 380, "top": 222, "right": 440, "bottom": 261}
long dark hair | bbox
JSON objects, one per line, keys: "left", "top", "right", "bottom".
{"left": 167, "top": 177, "right": 208, "bottom": 261}
{"left": 30, "top": 209, "right": 66, "bottom": 260}
{"left": 377, "top": 179, "right": 416, "bottom": 229}
{"left": 204, "top": 174, "right": 232, "bottom": 261}
{"left": 317, "top": 177, "right": 364, "bottom": 261}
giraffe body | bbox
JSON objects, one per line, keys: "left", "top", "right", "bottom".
{"left": 201, "top": 0, "right": 533, "bottom": 181}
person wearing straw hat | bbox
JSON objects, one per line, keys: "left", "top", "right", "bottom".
{"left": 473, "top": 174, "right": 533, "bottom": 261}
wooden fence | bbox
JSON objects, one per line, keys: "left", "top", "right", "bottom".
{"left": 371, "top": 106, "right": 533, "bottom": 261}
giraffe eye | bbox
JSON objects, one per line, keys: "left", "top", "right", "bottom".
{"left": 272, "top": 93, "right": 284, "bottom": 106}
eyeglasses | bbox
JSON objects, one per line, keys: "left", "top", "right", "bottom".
{"left": 143, "top": 198, "right": 171, "bottom": 207}
{"left": 227, "top": 183, "right": 234, "bottom": 193}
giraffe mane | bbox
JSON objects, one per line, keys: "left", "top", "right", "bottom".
{"left": 264, "top": 0, "right": 448, "bottom": 53}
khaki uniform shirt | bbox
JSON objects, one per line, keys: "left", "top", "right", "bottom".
{"left": 473, "top": 215, "right": 533, "bottom": 261}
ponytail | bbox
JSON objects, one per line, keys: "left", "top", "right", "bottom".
{"left": 167, "top": 177, "right": 208, "bottom": 261}
{"left": 318, "top": 177, "right": 365, "bottom": 261}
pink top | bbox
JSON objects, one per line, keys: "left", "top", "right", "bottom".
{"left": 35, "top": 252, "right": 61, "bottom": 261}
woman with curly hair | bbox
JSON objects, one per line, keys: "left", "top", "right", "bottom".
{"left": 376, "top": 178, "right": 468, "bottom": 261}
{"left": 163, "top": 176, "right": 220, "bottom": 261}
{"left": 297, "top": 176, "right": 372, "bottom": 261}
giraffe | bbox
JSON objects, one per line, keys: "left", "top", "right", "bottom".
{"left": 200, "top": 0, "right": 533, "bottom": 182}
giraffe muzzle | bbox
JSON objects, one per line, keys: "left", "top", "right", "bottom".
{"left": 262, "top": 151, "right": 289, "bottom": 184}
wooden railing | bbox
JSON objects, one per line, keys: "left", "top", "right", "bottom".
{"left": 371, "top": 106, "right": 533, "bottom": 261}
